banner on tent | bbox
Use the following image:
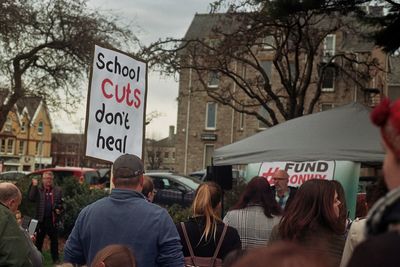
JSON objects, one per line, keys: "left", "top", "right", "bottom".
{"left": 259, "top": 161, "right": 335, "bottom": 187}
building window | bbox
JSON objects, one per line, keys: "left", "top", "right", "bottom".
{"left": 6, "top": 139, "right": 14, "bottom": 154}
{"left": 322, "top": 67, "right": 335, "bottom": 92}
{"left": 203, "top": 144, "right": 215, "bottom": 169}
{"left": 262, "top": 35, "right": 275, "bottom": 50}
{"left": 320, "top": 103, "right": 335, "bottom": 111}
{"left": 205, "top": 102, "right": 217, "bottom": 130}
{"left": 67, "top": 144, "right": 76, "bottom": 153}
{"left": 0, "top": 139, "right": 5, "bottom": 153}
{"left": 260, "top": 60, "right": 272, "bottom": 84}
{"left": 35, "top": 141, "right": 42, "bottom": 156}
{"left": 18, "top": 140, "right": 26, "bottom": 155}
{"left": 239, "top": 112, "right": 244, "bottom": 131}
{"left": 66, "top": 157, "right": 76, "bottom": 166}
{"left": 38, "top": 121, "right": 44, "bottom": 134}
{"left": 4, "top": 117, "right": 12, "bottom": 132}
{"left": 323, "top": 34, "right": 336, "bottom": 61}
{"left": 164, "top": 152, "right": 169, "bottom": 158}
{"left": 258, "top": 106, "right": 269, "bottom": 129}
{"left": 172, "top": 152, "right": 175, "bottom": 159}
{"left": 21, "top": 121, "right": 26, "bottom": 132}
{"left": 208, "top": 71, "right": 219, "bottom": 88}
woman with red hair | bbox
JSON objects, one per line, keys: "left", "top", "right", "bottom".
{"left": 348, "top": 98, "right": 400, "bottom": 267}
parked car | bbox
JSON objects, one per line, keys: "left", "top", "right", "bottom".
{"left": 146, "top": 172, "right": 201, "bottom": 207}
{"left": 24, "top": 167, "right": 102, "bottom": 188}
{"left": 0, "top": 171, "right": 30, "bottom": 183}
{"left": 189, "top": 168, "right": 242, "bottom": 183}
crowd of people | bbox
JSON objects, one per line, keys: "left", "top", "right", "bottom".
{"left": 0, "top": 97, "right": 399, "bottom": 267}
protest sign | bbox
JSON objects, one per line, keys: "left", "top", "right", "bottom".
{"left": 85, "top": 45, "right": 147, "bottom": 162}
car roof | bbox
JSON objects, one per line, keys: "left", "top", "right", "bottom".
{"left": 0, "top": 171, "right": 30, "bottom": 174}
{"left": 30, "top": 167, "right": 97, "bottom": 174}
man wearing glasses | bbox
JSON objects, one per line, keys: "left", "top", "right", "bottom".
{"left": 271, "top": 169, "right": 297, "bottom": 210}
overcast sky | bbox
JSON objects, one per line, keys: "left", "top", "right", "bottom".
{"left": 53, "top": 0, "right": 210, "bottom": 139}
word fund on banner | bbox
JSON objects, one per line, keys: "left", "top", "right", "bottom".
{"left": 86, "top": 45, "right": 147, "bottom": 163}
{"left": 259, "top": 161, "right": 335, "bottom": 187}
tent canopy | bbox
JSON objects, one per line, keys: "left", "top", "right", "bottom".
{"left": 213, "top": 103, "right": 384, "bottom": 165}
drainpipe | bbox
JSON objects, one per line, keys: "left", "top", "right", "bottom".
{"left": 183, "top": 66, "right": 193, "bottom": 175}
{"left": 230, "top": 60, "right": 237, "bottom": 143}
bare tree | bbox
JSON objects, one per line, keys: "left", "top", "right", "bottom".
{"left": 0, "top": 0, "right": 138, "bottom": 129}
{"left": 145, "top": 139, "right": 163, "bottom": 170}
{"left": 144, "top": 0, "right": 382, "bottom": 126}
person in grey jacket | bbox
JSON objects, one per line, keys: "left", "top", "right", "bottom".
{"left": 64, "top": 154, "right": 184, "bottom": 267}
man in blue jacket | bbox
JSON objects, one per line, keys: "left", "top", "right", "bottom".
{"left": 64, "top": 154, "right": 184, "bottom": 267}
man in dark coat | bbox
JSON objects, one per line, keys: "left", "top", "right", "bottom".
{"left": 28, "top": 171, "right": 63, "bottom": 264}
{"left": 0, "top": 182, "right": 34, "bottom": 267}
{"left": 270, "top": 169, "right": 297, "bottom": 210}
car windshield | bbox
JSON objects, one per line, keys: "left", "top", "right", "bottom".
{"left": 170, "top": 174, "right": 201, "bottom": 190}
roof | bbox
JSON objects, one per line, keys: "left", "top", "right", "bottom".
{"left": 155, "top": 135, "right": 176, "bottom": 147}
{"left": 15, "top": 96, "right": 41, "bottom": 119}
{"left": 214, "top": 103, "right": 384, "bottom": 165}
{"left": 184, "top": 13, "right": 377, "bottom": 52}
{"left": 183, "top": 13, "right": 239, "bottom": 40}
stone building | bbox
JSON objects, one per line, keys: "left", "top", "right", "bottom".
{"left": 0, "top": 95, "right": 52, "bottom": 171}
{"left": 144, "top": 126, "right": 176, "bottom": 171}
{"left": 51, "top": 133, "right": 111, "bottom": 168}
{"left": 175, "top": 12, "right": 393, "bottom": 174}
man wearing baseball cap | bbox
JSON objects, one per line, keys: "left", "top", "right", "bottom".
{"left": 64, "top": 154, "right": 184, "bottom": 267}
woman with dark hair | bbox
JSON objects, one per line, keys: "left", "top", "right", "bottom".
{"left": 269, "top": 179, "right": 345, "bottom": 267}
{"left": 231, "top": 241, "right": 328, "bottom": 267}
{"left": 223, "top": 176, "right": 282, "bottom": 248}
{"left": 176, "top": 182, "right": 241, "bottom": 264}
{"left": 330, "top": 180, "right": 349, "bottom": 233}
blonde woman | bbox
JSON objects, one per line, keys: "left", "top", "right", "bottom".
{"left": 176, "top": 182, "right": 241, "bottom": 261}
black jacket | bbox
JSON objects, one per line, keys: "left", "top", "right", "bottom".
{"left": 176, "top": 216, "right": 241, "bottom": 259}
{"left": 28, "top": 184, "right": 63, "bottom": 223}
{"left": 270, "top": 186, "right": 297, "bottom": 210}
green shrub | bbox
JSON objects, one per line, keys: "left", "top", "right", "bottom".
{"left": 61, "top": 178, "right": 107, "bottom": 237}
{"left": 17, "top": 175, "right": 107, "bottom": 238}
{"left": 166, "top": 204, "right": 191, "bottom": 224}
{"left": 223, "top": 180, "right": 247, "bottom": 214}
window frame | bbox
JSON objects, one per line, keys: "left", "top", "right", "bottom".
{"left": 207, "top": 71, "right": 219, "bottom": 88}
{"left": 321, "top": 67, "right": 335, "bottom": 92}
{"left": 6, "top": 139, "right": 14, "bottom": 155}
{"left": 203, "top": 144, "right": 215, "bottom": 169}
{"left": 323, "top": 34, "right": 336, "bottom": 59}
{"left": 38, "top": 121, "right": 44, "bottom": 135}
{"left": 205, "top": 102, "right": 217, "bottom": 130}
{"left": 18, "top": 140, "right": 26, "bottom": 155}
{"left": 258, "top": 106, "right": 269, "bottom": 130}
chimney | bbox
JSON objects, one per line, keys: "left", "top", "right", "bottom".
{"left": 169, "top": 125, "right": 175, "bottom": 139}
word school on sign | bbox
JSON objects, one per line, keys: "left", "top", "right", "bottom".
{"left": 96, "top": 52, "right": 141, "bottom": 82}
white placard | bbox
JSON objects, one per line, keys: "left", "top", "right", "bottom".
{"left": 259, "top": 161, "right": 335, "bottom": 187}
{"left": 86, "top": 45, "right": 147, "bottom": 162}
